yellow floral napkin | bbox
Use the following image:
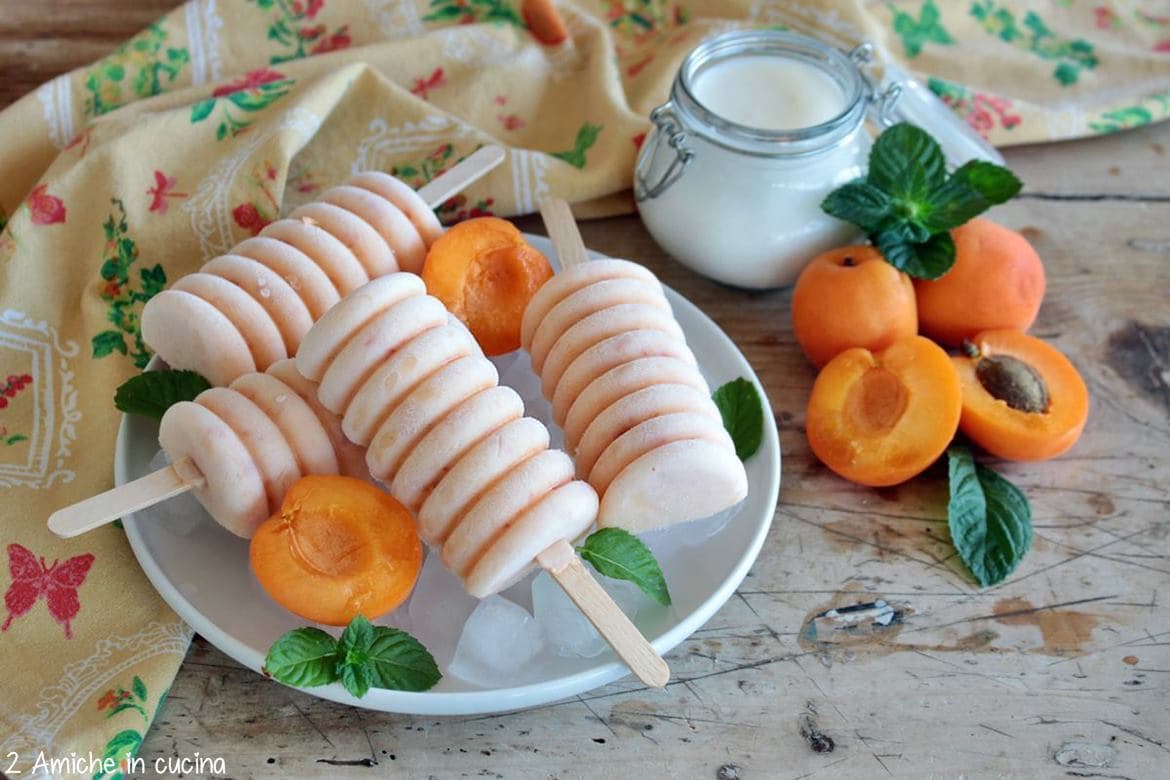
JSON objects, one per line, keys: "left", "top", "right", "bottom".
{"left": 1, "top": 0, "right": 1166, "bottom": 773}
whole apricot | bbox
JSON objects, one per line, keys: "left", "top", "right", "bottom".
{"left": 915, "top": 218, "right": 1046, "bottom": 346}
{"left": 791, "top": 245, "right": 917, "bottom": 367}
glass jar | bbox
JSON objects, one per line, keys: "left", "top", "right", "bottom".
{"left": 634, "top": 30, "right": 895, "bottom": 289}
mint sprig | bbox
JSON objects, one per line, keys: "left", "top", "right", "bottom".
{"left": 114, "top": 369, "right": 211, "bottom": 420}
{"left": 577, "top": 528, "right": 671, "bottom": 606}
{"left": 946, "top": 444, "right": 1033, "bottom": 587}
{"left": 712, "top": 377, "right": 765, "bottom": 461}
{"left": 822, "top": 123, "right": 1022, "bottom": 280}
{"left": 264, "top": 615, "right": 440, "bottom": 697}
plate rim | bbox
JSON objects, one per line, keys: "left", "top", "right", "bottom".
{"left": 118, "top": 236, "right": 781, "bottom": 715}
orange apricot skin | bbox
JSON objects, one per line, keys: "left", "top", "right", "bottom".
{"left": 915, "top": 218, "right": 1046, "bottom": 346}
{"left": 250, "top": 475, "right": 423, "bottom": 626}
{"left": 422, "top": 217, "right": 523, "bottom": 313}
{"left": 421, "top": 217, "right": 552, "bottom": 355}
{"left": 953, "top": 330, "right": 1089, "bottom": 461}
{"left": 462, "top": 243, "right": 554, "bottom": 355}
{"left": 807, "top": 336, "right": 961, "bottom": 487}
{"left": 791, "top": 245, "right": 917, "bottom": 367}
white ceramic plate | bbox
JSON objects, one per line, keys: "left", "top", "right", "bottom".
{"left": 118, "top": 234, "right": 781, "bottom": 715}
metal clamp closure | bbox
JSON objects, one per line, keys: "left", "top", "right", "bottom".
{"left": 849, "top": 42, "right": 903, "bottom": 128}
{"left": 634, "top": 103, "right": 694, "bottom": 201}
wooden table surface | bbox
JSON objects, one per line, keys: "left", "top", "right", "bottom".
{"left": 5, "top": 2, "right": 1169, "bottom": 778}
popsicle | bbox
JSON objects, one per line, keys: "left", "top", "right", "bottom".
{"left": 521, "top": 199, "right": 748, "bottom": 532}
{"left": 48, "top": 362, "right": 352, "bottom": 539}
{"left": 295, "top": 275, "right": 670, "bottom": 687}
{"left": 141, "top": 146, "right": 506, "bottom": 386}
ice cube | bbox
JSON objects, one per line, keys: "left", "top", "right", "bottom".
{"left": 532, "top": 568, "right": 656, "bottom": 658}
{"left": 532, "top": 570, "right": 606, "bottom": 658}
{"left": 407, "top": 550, "right": 479, "bottom": 667}
{"left": 449, "top": 595, "right": 545, "bottom": 687}
{"left": 141, "top": 449, "right": 206, "bottom": 535}
{"left": 640, "top": 501, "right": 743, "bottom": 561}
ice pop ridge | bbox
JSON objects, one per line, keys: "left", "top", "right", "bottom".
{"left": 141, "top": 147, "right": 505, "bottom": 386}
{"left": 526, "top": 199, "right": 748, "bottom": 532}
{"left": 296, "top": 275, "right": 597, "bottom": 599}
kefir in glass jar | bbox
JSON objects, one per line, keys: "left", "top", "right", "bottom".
{"left": 635, "top": 30, "right": 894, "bottom": 289}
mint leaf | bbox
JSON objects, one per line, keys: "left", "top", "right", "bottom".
{"left": 820, "top": 180, "right": 893, "bottom": 233}
{"left": 365, "top": 627, "right": 442, "bottom": 692}
{"left": 339, "top": 661, "right": 373, "bottom": 699}
{"left": 822, "top": 122, "right": 1022, "bottom": 280}
{"left": 866, "top": 123, "right": 946, "bottom": 204}
{"left": 264, "top": 628, "right": 339, "bottom": 687}
{"left": 950, "top": 159, "right": 1023, "bottom": 205}
{"left": 114, "top": 369, "right": 211, "bottom": 420}
{"left": 947, "top": 445, "right": 1033, "bottom": 587}
{"left": 922, "top": 161, "right": 1023, "bottom": 232}
{"left": 577, "top": 528, "right": 670, "bottom": 606}
{"left": 712, "top": 377, "right": 764, "bottom": 461}
{"left": 876, "top": 229, "right": 955, "bottom": 280}
{"left": 266, "top": 616, "right": 439, "bottom": 698}
{"left": 338, "top": 613, "right": 374, "bottom": 657}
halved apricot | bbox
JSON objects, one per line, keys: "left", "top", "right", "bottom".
{"left": 250, "top": 475, "right": 423, "bottom": 626}
{"left": 421, "top": 217, "right": 553, "bottom": 355}
{"left": 952, "top": 330, "right": 1088, "bottom": 461}
{"left": 806, "top": 336, "right": 961, "bottom": 487}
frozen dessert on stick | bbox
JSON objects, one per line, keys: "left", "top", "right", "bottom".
{"left": 296, "top": 275, "right": 670, "bottom": 687}
{"left": 523, "top": 199, "right": 747, "bottom": 532}
{"left": 47, "top": 361, "right": 365, "bottom": 540}
{"left": 141, "top": 146, "right": 505, "bottom": 385}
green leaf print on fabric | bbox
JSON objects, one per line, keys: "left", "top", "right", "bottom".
{"left": 887, "top": 0, "right": 954, "bottom": 58}
{"left": 928, "top": 76, "right": 1022, "bottom": 139}
{"left": 422, "top": 0, "right": 525, "bottom": 27}
{"left": 91, "top": 675, "right": 153, "bottom": 780}
{"left": 390, "top": 144, "right": 497, "bottom": 223}
{"left": 191, "top": 69, "right": 296, "bottom": 141}
{"left": 249, "top": 0, "right": 353, "bottom": 64}
{"left": 92, "top": 729, "right": 143, "bottom": 780}
{"left": 1089, "top": 90, "right": 1170, "bottom": 134}
{"left": 969, "top": 1, "right": 1098, "bottom": 86}
{"left": 83, "top": 23, "right": 190, "bottom": 117}
{"left": 91, "top": 200, "right": 165, "bottom": 369}
{"left": 551, "top": 123, "right": 603, "bottom": 169}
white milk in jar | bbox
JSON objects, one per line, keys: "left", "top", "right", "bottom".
{"left": 635, "top": 31, "right": 883, "bottom": 289}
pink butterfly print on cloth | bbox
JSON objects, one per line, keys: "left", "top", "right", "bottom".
{"left": 147, "top": 170, "right": 187, "bottom": 214}
{"left": 2, "top": 543, "right": 95, "bottom": 639}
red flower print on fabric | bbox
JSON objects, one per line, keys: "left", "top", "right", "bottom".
{"left": 310, "top": 25, "right": 351, "bottom": 54}
{"left": 233, "top": 203, "right": 271, "bottom": 235}
{"left": 411, "top": 68, "right": 447, "bottom": 100}
{"left": 0, "top": 373, "right": 32, "bottom": 411}
{"left": 2, "top": 543, "right": 95, "bottom": 639}
{"left": 497, "top": 113, "right": 525, "bottom": 131}
{"left": 147, "top": 171, "right": 188, "bottom": 215}
{"left": 27, "top": 185, "right": 66, "bottom": 226}
{"left": 213, "top": 68, "right": 286, "bottom": 98}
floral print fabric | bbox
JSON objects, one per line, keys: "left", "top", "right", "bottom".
{"left": 0, "top": 0, "right": 1166, "bottom": 774}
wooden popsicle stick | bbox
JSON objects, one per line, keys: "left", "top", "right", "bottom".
{"left": 537, "top": 538, "right": 670, "bottom": 688}
{"left": 538, "top": 198, "right": 590, "bottom": 270}
{"left": 47, "top": 456, "right": 205, "bottom": 539}
{"left": 418, "top": 145, "right": 506, "bottom": 209}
